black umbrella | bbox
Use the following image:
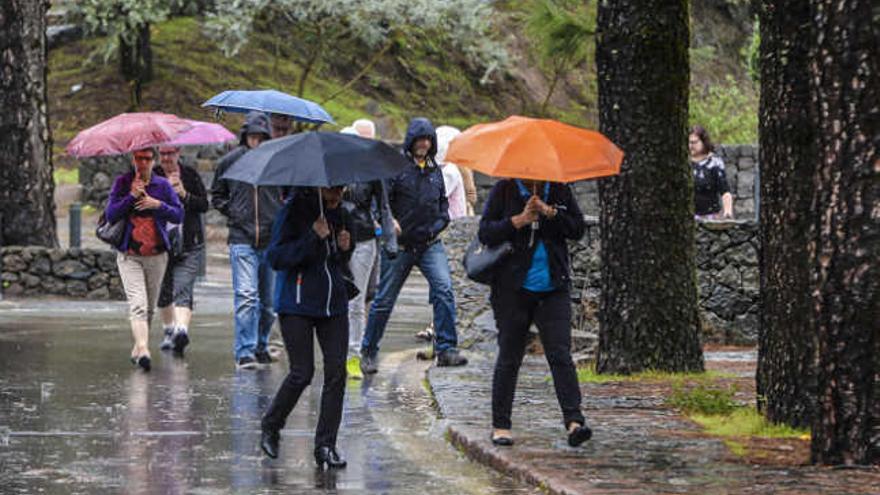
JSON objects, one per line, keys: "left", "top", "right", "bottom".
{"left": 221, "top": 131, "right": 405, "bottom": 253}
{"left": 220, "top": 131, "right": 409, "bottom": 187}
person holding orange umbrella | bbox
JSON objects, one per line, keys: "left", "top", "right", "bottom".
{"left": 448, "top": 116, "right": 623, "bottom": 447}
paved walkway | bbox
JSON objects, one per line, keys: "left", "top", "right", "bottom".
{"left": 0, "top": 252, "right": 537, "bottom": 494}
{"left": 428, "top": 345, "right": 880, "bottom": 495}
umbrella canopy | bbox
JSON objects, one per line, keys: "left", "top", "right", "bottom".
{"left": 66, "top": 112, "right": 193, "bottom": 158}
{"left": 220, "top": 132, "right": 409, "bottom": 187}
{"left": 161, "top": 120, "right": 235, "bottom": 147}
{"left": 445, "top": 116, "right": 624, "bottom": 182}
{"left": 202, "top": 90, "right": 335, "bottom": 125}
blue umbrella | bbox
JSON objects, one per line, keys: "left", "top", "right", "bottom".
{"left": 202, "top": 90, "right": 335, "bottom": 125}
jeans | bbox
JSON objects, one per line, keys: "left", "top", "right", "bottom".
{"left": 262, "top": 314, "right": 348, "bottom": 448}
{"left": 229, "top": 244, "right": 276, "bottom": 360}
{"left": 361, "top": 240, "right": 457, "bottom": 357}
{"left": 490, "top": 288, "right": 584, "bottom": 430}
{"left": 347, "top": 238, "right": 378, "bottom": 356}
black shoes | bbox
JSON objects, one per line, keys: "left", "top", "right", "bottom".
{"left": 491, "top": 434, "right": 514, "bottom": 446}
{"left": 314, "top": 446, "right": 347, "bottom": 470}
{"left": 172, "top": 329, "right": 189, "bottom": 354}
{"left": 567, "top": 423, "right": 593, "bottom": 447}
{"left": 359, "top": 354, "right": 378, "bottom": 375}
{"left": 236, "top": 356, "right": 258, "bottom": 370}
{"left": 436, "top": 349, "right": 468, "bottom": 367}
{"left": 260, "top": 429, "right": 280, "bottom": 459}
{"left": 255, "top": 349, "right": 274, "bottom": 365}
{"left": 131, "top": 355, "right": 151, "bottom": 372}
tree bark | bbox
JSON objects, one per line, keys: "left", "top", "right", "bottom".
{"left": 755, "top": 0, "right": 818, "bottom": 430}
{"left": 0, "top": 0, "right": 57, "bottom": 247}
{"left": 594, "top": 0, "right": 703, "bottom": 374}
{"left": 119, "top": 22, "right": 152, "bottom": 109}
{"left": 807, "top": 0, "right": 879, "bottom": 466}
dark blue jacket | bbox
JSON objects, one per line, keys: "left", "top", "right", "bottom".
{"left": 478, "top": 180, "right": 586, "bottom": 291}
{"left": 388, "top": 118, "right": 449, "bottom": 248}
{"left": 268, "top": 189, "right": 355, "bottom": 318}
{"left": 105, "top": 170, "right": 184, "bottom": 253}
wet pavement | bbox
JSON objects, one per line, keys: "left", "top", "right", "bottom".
{"left": 428, "top": 346, "right": 880, "bottom": 495}
{"left": 0, "top": 255, "right": 537, "bottom": 494}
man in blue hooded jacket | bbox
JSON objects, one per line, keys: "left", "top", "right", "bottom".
{"left": 359, "top": 118, "right": 468, "bottom": 373}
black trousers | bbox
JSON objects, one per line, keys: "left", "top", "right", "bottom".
{"left": 491, "top": 288, "right": 585, "bottom": 430}
{"left": 262, "top": 313, "right": 348, "bottom": 448}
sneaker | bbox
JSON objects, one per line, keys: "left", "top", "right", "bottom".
{"left": 160, "top": 327, "right": 174, "bottom": 351}
{"left": 255, "top": 350, "right": 274, "bottom": 365}
{"left": 359, "top": 353, "right": 378, "bottom": 375}
{"left": 346, "top": 356, "right": 363, "bottom": 380}
{"left": 436, "top": 349, "right": 468, "bottom": 367}
{"left": 172, "top": 328, "right": 189, "bottom": 354}
{"left": 236, "top": 356, "right": 258, "bottom": 370}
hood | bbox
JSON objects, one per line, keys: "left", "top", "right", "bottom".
{"left": 403, "top": 117, "right": 437, "bottom": 160}
{"left": 435, "top": 125, "right": 461, "bottom": 165}
{"left": 238, "top": 111, "right": 271, "bottom": 146}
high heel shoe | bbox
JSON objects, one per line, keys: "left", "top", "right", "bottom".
{"left": 314, "top": 446, "right": 347, "bottom": 470}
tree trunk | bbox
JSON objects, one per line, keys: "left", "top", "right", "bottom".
{"left": 755, "top": 0, "right": 818, "bottom": 430}
{"left": 0, "top": 0, "right": 57, "bottom": 247}
{"left": 807, "top": 0, "right": 879, "bottom": 466}
{"left": 594, "top": 0, "right": 703, "bottom": 373}
{"left": 119, "top": 23, "right": 152, "bottom": 109}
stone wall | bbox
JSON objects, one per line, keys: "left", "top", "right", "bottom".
{"left": 440, "top": 216, "right": 759, "bottom": 357}
{"left": 472, "top": 144, "right": 759, "bottom": 220}
{"left": 1, "top": 246, "right": 124, "bottom": 300}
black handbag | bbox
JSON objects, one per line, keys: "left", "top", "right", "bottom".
{"left": 166, "top": 223, "right": 185, "bottom": 258}
{"left": 463, "top": 236, "right": 513, "bottom": 284}
{"left": 95, "top": 212, "right": 126, "bottom": 247}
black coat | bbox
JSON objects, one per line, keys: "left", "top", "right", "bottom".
{"left": 343, "top": 180, "right": 382, "bottom": 242}
{"left": 210, "top": 146, "right": 286, "bottom": 249}
{"left": 478, "top": 180, "right": 586, "bottom": 291}
{"left": 387, "top": 118, "right": 449, "bottom": 248}
{"left": 267, "top": 189, "right": 355, "bottom": 318}
{"left": 154, "top": 163, "right": 208, "bottom": 250}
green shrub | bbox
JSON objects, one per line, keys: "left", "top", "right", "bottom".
{"left": 690, "top": 75, "right": 758, "bottom": 144}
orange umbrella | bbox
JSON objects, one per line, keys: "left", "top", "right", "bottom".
{"left": 445, "top": 116, "right": 623, "bottom": 182}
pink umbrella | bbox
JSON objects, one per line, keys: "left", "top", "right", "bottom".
{"left": 161, "top": 120, "right": 236, "bottom": 147}
{"left": 66, "top": 112, "right": 193, "bottom": 158}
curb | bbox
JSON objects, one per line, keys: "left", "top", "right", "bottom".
{"left": 445, "top": 424, "right": 582, "bottom": 495}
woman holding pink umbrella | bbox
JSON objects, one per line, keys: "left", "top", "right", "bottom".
{"left": 69, "top": 113, "right": 191, "bottom": 370}
{"left": 106, "top": 147, "right": 183, "bottom": 371}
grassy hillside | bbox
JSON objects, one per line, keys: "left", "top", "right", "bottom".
{"left": 49, "top": 1, "right": 758, "bottom": 169}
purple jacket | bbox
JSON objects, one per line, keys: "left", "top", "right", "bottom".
{"left": 105, "top": 171, "right": 184, "bottom": 253}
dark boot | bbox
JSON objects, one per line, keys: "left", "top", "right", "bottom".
{"left": 260, "top": 429, "right": 280, "bottom": 459}
{"left": 436, "top": 349, "right": 468, "bottom": 367}
{"left": 314, "top": 446, "right": 347, "bottom": 470}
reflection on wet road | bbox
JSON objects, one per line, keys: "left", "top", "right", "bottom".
{"left": 0, "top": 274, "right": 535, "bottom": 494}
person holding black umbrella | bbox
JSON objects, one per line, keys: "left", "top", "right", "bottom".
{"left": 259, "top": 186, "right": 353, "bottom": 469}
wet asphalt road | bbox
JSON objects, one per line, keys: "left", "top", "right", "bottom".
{"left": 0, "top": 264, "right": 535, "bottom": 494}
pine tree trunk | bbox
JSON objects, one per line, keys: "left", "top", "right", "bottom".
{"left": 807, "top": 0, "right": 879, "bottom": 466}
{"left": 755, "top": 0, "right": 818, "bottom": 430}
{"left": 0, "top": 0, "right": 57, "bottom": 247}
{"left": 594, "top": 0, "right": 703, "bottom": 374}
